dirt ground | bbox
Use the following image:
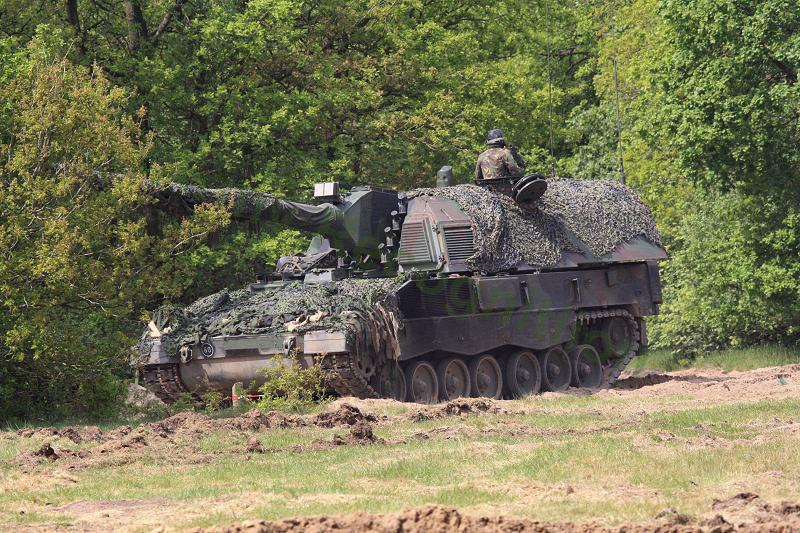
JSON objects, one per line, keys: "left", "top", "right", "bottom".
{"left": 196, "top": 494, "right": 800, "bottom": 532}
{"left": 2, "top": 364, "right": 799, "bottom": 532}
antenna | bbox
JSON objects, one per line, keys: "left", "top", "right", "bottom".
{"left": 545, "top": 4, "right": 557, "bottom": 177}
{"left": 612, "top": 57, "right": 626, "bottom": 185}
{"left": 611, "top": 1, "right": 626, "bottom": 184}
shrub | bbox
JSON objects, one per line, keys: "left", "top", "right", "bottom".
{"left": 257, "top": 357, "right": 329, "bottom": 413}
{"left": 0, "top": 30, "right": 227, "bottom": 421}
{"left": 650, "top": 192, "right": 800, "bottom": 354}
{"left": 202, "top": 391, "right": 226, "bottom": 414}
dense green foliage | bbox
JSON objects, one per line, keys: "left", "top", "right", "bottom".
{"left": 650, "top": 0, "right": 800, "bottom": 351}
{"left": 0, "top": 0, "right": 798, "bottom": 419}
{"left": 650, "top": 193, "right": 799, "bottom": 351}
{"left": 0, "top": 34, "right": 234, "bottom": 418}
{"left": 257, "top": 357, "right": 329, "bottom": 413}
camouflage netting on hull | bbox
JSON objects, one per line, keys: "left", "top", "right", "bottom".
{"left": 148, "top": 278, "right": 403, "bottom": 357}
{"left": 408, "top": 179, "right": 662, "bottom": 272}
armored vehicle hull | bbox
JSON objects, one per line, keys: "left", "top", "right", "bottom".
{"left": 137, "top": 179, "right": 665, "bottom": 403}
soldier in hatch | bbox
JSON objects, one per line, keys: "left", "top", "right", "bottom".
{"left": 475, "top": 128, "right": 527, "bottom": 185}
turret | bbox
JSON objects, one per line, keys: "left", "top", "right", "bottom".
{"left": 148, "top": 176, "right": 667, "bottom": 283}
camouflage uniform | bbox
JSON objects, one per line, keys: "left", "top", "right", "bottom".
{"left": 474, "top": 147, "right": 525, "bottom": 182}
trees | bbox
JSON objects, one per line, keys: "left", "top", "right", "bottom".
{"left": 659, "top": 0, "right": 800, "bottom": 198}
{"left": 0, "top": 1, "right": 798, "bottom": 418}
{"left": 0, "top": 31, "right": 229, "bottom": 418}
{"left": 567, "top": 0, "right": 800, "bottom": 352}
{"left": 646, "top": 0, "right": 800, "bottom": 351}
{"left": 650, "top": 192, "right": 800, "bottom": 352}
{"left": 1, "top": 0, "right": 597, "bottom": 192}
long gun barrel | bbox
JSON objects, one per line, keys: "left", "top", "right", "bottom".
{"left": 149, "top": 182, "right": 343, "bottom": 231}
{"left": 147, "top": 181, "right": 399, "bottom": 256}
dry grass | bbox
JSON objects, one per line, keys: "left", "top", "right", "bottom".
{"left": 1, "top": 361, "right": 800, "bottom": 531}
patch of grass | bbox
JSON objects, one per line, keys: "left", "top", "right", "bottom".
{"left": 696, "top": 345, "right": 800, "bottom": 371}
{"left": 642, "top": 398, "right": 800, "bottom": 438}
{"left": 0, "top": 440, "right": 33, "bottom": 465}
{"left": 629, "top": 345, "right": 800, "bottom": 373}
{"left": 431, "top": 486, "right": 499, "bottom": 507}
{"left": 627, "top": 348, "right": 686, "bottom": 372}
{"left": 3, "top": 510, "right": 72, "bottom": 526}
{"left": 3, "top": 375, "right": 800, "bottom": 530}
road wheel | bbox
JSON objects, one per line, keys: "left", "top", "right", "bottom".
{"left": 436, "top": 357, "right": 471, "bottom": 401}
{"left": 569, "top": 345, "right": 603, "bottom": 389}
{"left": 601, "top": 316, "right": 635, "bottom": 357}
{"left": 404, "top": 361, "right": 438, "bottom": 404}
{"left": 469, "top": 354, "right": 503, "bottom": 399}
{"left": 504, "top": 350, "right": 542, "bottom": 398}
{"left": 538, "top": 346, "right": 572, "bottom": 392}
{"left": 376, "top": 363, "right": 406, "bottom": 401}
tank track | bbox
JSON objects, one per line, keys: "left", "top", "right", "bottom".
{"left": 576, "top": 308, "right": 640, "bottom": 386}
{"left": 320, "top": 352, "right": 381, "bottom": 399}
{"left": 320, "top": 307, "right": 399, "bottom": 400}
{"left": 322, "top": 307, "right": 641, "bottom": 400}
{"left": 144, "top": 309, "right": 641, "bottom": 402}
{"left": 141, "top": 363, "right": 191, "bottom": 403}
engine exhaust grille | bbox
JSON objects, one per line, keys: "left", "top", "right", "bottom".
{"left": 398, "top": 221, "right": 433, "bottom": 264}
{"left": 443, "top": 225, "right": 474, "bottom": 262}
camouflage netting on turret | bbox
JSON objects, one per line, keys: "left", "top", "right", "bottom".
{"left": 146, "top": 277, "right": 403, "bottom": 357}
{"left": 408, "top": 179, "right": 662, "bottom": 272}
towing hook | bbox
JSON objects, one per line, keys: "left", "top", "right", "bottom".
{"left": 179, "top": 345, "right": 193, "bottom": 364}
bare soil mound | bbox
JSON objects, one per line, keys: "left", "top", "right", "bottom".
{"left": 614, "top": 372, "right": 674, "bottom": 389}
{"left": 9, "top": 424, "right": 104, "bottom": 443}
{"left": 409, "top": 398, "right": 508, "bottom": 422}
{"left": 312, "top": 403, "right": 380, "bottom": 427}
{"left": 10, "top": 404, "right": 388, "bottom": 467}
{"left": 7, "top": 364, "right": 799, "bottom": 470}
{"left": 149, "top": 411, "right": 216, "bottom": 435}
{"left": 610, "top": 364, "right": 800, "bottom": 404}
{"left": 707, "top": 492, "right": 800, "bottom": 528}
{"left": 193, "top": 494, "right": 800, "bottom": 533}
{"left": 195, "top": 505, "right": 587, "bottom": 533}
{"left": 223, "top": 409, "right": 305, "bottom": 431}
{"left": 306, "top": 421, "right": 386, "bottom": 451}
{"left": 15, "top": 442, "right": 91, "bottom": 468}
{"left": 331, "top": 421, "right": 383, "bottom": 445}
{"left": 246, "top": 421, "right": 386, "bottom": 454}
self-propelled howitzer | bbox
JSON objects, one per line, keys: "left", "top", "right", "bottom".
{"left": 137, "top": 178, "right": 666, "bottom": 403}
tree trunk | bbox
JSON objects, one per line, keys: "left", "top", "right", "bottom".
{"left": 65, "top": 0, "right": 80, "bottom": 32}
{"left": 124, "top": 0, "right": 149, "bottom": 52}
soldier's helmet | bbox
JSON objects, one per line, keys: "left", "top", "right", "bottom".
{"left": 486, "top": 128, "right": 506, "bottom": 147}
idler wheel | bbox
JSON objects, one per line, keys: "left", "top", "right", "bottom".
{"left": 601, "top": 317, "right": 635, "bottom": 357}
{"left": 469, "top": 354, "right": 503, "bottom": 399}
{"left": 538, "top": 346, "right": 572, "bottom": 392}
{"left": 436, "top": 357, "right": 471, "bottom": 401}
{"left": 504, "top": 350, "right": 542, "bottom": 398}
{"left": 569, "top": 345, "right": 603, "bottom": 389}
{"left": 404, "top": 361, "right": 439, "bottom": 404}
{"left": 377, "top": 363, "right": 406, "bottom": 401}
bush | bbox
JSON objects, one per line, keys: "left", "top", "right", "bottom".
{"left": 650, "top": 191, "right": 800, "bottom": 354}
{"left": 202, "top": 391, "right": 225, "bottom": 414}
{"left": 0, "top": 30, "right": 228, "bottom": 421}
{"left": 257, "top": 358, "right": 329, "bottom": 413}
